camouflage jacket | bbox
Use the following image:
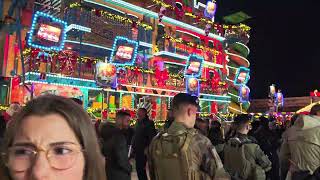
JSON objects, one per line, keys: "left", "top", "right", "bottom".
{"left": 149, "top": 121, "right": 230, "bottom": 180}
{"left": 234, "top": 133, "right": 272, "bottom": 172}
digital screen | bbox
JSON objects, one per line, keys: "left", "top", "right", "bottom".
{"left": 237, "top": 72, "right": 248, "bottom": 83}
{"left": 37, "top": 24, "right": 61, "bottom": 43}
{"left": 115, "top": 46, "right": 134, "bottom": 62}
{"left": 109, "top": 36, "right": 138, "bottom": 66}
{"left": 234, "top": 67, "right": 250, "bottom": 86}
{"left": 186, "top": 61, "right": 201, "bottom": 75}
{"left": 239, "top": 86, "right": 250, "bottom": 103}
{"left": 184, "top": 55, "right": 204, "bottom": 78}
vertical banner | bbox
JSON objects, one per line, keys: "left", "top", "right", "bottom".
{"left": 239, "top": 85, "right": 250, "bottom": 103}
{"left": 186, "top": 77, "right": 200, "bottom": 96}
{"left": 95, "top": 62, "right": 117, "bottom": 89}
{"left": 184, "top": 54, "right": 204, "bottom": 78}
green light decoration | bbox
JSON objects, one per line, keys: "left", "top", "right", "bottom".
{"left": 96, "top": 93, "right": 103, "bottom": 103}
{"left": 223, "top": 11, "right": 251, "bottom": 24}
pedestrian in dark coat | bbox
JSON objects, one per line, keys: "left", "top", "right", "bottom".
{"left": 133, "top": 108, "right": 156, "bottom": 180}
{"left": 100, "top": 111, "right": 132, "bottom": 180}
{"left": 208, "top": 120, "right": 224, "bottom": 146}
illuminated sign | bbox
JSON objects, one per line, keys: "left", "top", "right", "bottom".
{"left": 28, "top": 11, "right": 67, "bottom": 51}
{"left": 95, "top": 62, "right": 117, "bottom": 89}
{"left": 37, "top": 24, "right": 61, "bottom": 43}
{"left": 234, "top": 67, "right": 250, "bottom": 86}
{"left": 184, "top": 54, "right": 204, "bottom": 78}
{"left": 116, "top": 46, "right": 134, "bottom": 61}
{"left": 109, "top": 36, "right": 138, "bottom": 66}
{"left": 186, "top": 77, "right": 200, "bottom": 96}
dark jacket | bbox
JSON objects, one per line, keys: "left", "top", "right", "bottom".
{"left": 121, "top": 127, "right": 135, "bottom": 147}
{"left": 100, "top": 123, "right": 132, "bottom": 180}
{"left": 254, "top": 126, "right": 281, "bottom": 180}
{"left": 133, "top": 117, "right": 156, "bottom": 153}
{"left": 208, "top": 127, "right": 225, "bottom": 146}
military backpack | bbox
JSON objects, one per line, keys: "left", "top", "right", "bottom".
{"left": 223, "top": 137, "right": 266, "bottom": 180}
{"left": 149, "top": 129, "right": 210, "bottom": 180}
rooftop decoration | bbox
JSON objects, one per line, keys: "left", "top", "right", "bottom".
{"left": 69, "top": 2, "right": 153, "bottom": 31}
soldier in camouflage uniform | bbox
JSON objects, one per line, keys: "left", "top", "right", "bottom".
{"left": 148, "top": 93, "right": 230, "bottom": 180}
{"left": 223, "top": 114, "right": 272, "bottom": 180}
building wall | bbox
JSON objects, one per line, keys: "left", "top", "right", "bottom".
{"left": 249, "top": 96, "right": 320, "bottom": 113}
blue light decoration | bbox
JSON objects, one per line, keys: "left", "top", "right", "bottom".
{"left": 239, "top": 85, "right": 250, "bottom": 103}
{"left": 27, "top": 11, "right": 68, "bottom": 51}
{"left": 186, "top": 77, "right": 200, "bottom": 97}
{"left": 109, "top": 36, "right": 139, "bottom": 66}
{"left": 25, "top": 72, "right": 100, "bottom": 90}
{"left": 234, "top": 66, "right": 250, "bottom": 86}
{"left": 184, "top": 54, "right": 204, "bottom": 78}
{"left": 95, "top": 62, "right": 118, "bottom": 89}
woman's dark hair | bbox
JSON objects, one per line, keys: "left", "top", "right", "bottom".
{"left": 70, "top": 97, "right": 84, "bottom": 106}
{"left": 0, "top": 95, "right": 106, "bottom": 180}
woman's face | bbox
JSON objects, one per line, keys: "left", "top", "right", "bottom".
{"left": 9, "top": 114, "right": 85, "bottom": 180}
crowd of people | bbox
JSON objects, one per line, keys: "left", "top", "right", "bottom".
{"left": 0, "top": 93, "right": 319, "bottom": 180}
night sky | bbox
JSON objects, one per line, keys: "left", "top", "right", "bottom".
{"left": 205, "top": 0, "right": 320, "bottom": 99}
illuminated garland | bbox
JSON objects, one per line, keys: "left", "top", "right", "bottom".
{"left": 23, "top": 48, "right": 225, "bottom": 82}
{"left": 69, "top": 3, "right": 153, "bottom": 31}
{"left": 163, "top": 34, "right": 222, "bottom": 55}
{"left": 0, "top": 105, "right": 9, "bottom": 111}
{"left": 152, "top": 0, "right": 174, "bottom": 9}
{"left": 198, "top": 112, "right": 295, "bottom": 120}
{"left": 152, "top": 0, "right": 250, "bottom": 32}
{"left": 23, "top": 48, "right": 100, "bottom": 64}
{"left": 124, "top": 66, "right": 185, "bottom": 79}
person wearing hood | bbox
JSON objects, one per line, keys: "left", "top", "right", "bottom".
{"left": 279, "top": 115, "right": 320, "bottom": 180}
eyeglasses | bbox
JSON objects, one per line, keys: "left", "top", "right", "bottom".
{"left": 2, "top": 144, "right": 84, "bottom": 172}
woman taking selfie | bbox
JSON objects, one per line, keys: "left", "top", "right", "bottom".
{"left": 0, "top": 95, "right": 106, "bottom": 180}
